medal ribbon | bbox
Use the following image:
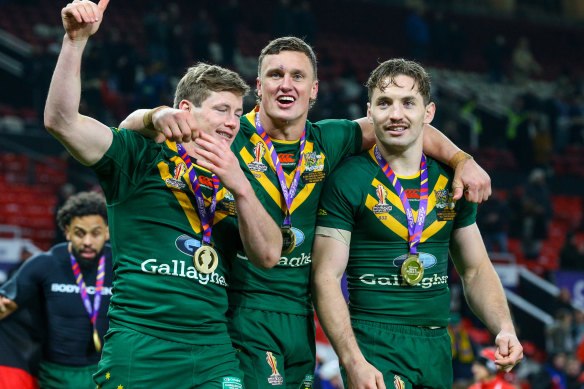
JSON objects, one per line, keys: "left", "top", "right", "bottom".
{"left": 176, "top": 144, "right": 219, "bottom": 245}
{"left": 69, "top": 252, "right": 105, "bottom": 333}
{"left": 255, "top": 113, "right": 306, "bottom": 226}
{"left": 374, "top": 146, "right": 428, "bottom": 255}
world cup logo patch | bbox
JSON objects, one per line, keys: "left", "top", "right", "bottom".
{"left": 266, "top": 351, "right": 283, "bottom": 385}
{"left": 165, "top": 162, "right": 187, "bottom": 189}
{"left": 394, "top": 375, "right": 405, "bottom": 389}
{"left": 248, "top": 142, "right": 268, "bottom": 172}
{"left": 373, "top": 184, "right": 392, "bottom": 213}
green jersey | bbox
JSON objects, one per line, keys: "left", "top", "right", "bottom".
{"left": 317, "top": 147, "right": 477, "bottom": 327}
{"left": 228, "top": 109, "right": 362, "bottom": 315}
{"left": 92, "top": 128, "right": 244, "bottom": 344}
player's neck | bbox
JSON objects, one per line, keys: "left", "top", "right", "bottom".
{"left": 378, "top": 142, "right": 424, "bottom": 177}
{"left": 258, "top": 108, "right": 306, "bottom": 142}
{"left": 180, "top": 141, "right": 209, "bottom": 164}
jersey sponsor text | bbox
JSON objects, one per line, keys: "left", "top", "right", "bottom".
{"left": 141, "top": 258, "right": 227, "bottom": 286}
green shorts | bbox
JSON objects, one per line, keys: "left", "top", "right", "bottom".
{"left": 38, "top": 360, "right": 97, "bottom": 389}
{"left": 227, "top": 307, "right": 315, "bottom": 389}
{"left": 342, "top": 320, "right": 452, "bottom": 389}
{"left": 93, "top": 323, "right": 244, "bottom": 389}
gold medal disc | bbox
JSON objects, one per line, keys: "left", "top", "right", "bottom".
{"left": 193, "top": 245, "right": 219, "bottom": 274}
{"left": 281, "top": 227, "right": 296, "bottom": 255}
{"left": 93, "top": 329, "right": 102, "bottom": 353}
{"left": 401, "top": 254, "right": 424, "bottom": 285}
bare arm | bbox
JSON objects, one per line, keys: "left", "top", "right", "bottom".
{"left": 119, "top": 107, "right": 200, "bottom": 144}
{"left": 355, "top": 119, "right": 491, "bottom": 203}
{"left": 312, "top": 233, "right": 386, "bottom": 389}
{"left": 44, "top": 0, "right": 112, "bottom": 166}
{"left": 192, "top": 133, "right": 281, "bottom": 269}
{"left": 450, "top": 223, "right": 523, "bottom": 372}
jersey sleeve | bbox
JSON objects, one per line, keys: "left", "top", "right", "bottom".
{"left": 316, "top": 159, "right": 365, "bottom": 232}
{"left": 453, "top": 196, "right": 478, "bottom": 229}
{"left": 0, "top": 254, "right": 46, "bottom": 306}
{"left": 313, "top": 119, "right": 362, "bottom": 171}
{"left": 91, "top": 128, "right": 160, "bottom": 203}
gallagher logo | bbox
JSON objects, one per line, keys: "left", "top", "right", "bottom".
{"left": 393, "top": 252, "right": 437, "bottom": 269}
{"left": 175, "top": 234, "right": 201, "bottom": 256}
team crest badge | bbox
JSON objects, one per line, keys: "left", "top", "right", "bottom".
{"left": 165, "top": 162, "right": 187, "bottom": 189}
{"left": 435, "top": 188, "right": 456, "bottom": 221}
{"left": 372, "top": 185, "right": 392, "bottom": 213}
{"left": 435, "top": 189, "right": 454, "bottom": 209}
{"left": 266, "top": 351, "right": 283, "bottom": 385}
{"left": 393, "top": 375, "right": 405, "bottom": 389}
{"left": 304, "top": 152, "right": 324, "bottom": 172}
{"left": 248, "top": 142, "right": 268, "bottom": 172}
{"left": 301, "top": 152, "right": 326, "bottom": 184}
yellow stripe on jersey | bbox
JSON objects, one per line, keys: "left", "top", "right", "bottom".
{"left": 368, "top": 174, "right": 451, "bottom": 242}
{"left": 239, "top": 138, "right": 318, "bottom": 215}
{"left": 365, "top": 194, "right": 408, "bottom": 239}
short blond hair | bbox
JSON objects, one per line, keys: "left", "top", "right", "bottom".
{"left": 174, "top": 63, "right": 250, "bottom": 108}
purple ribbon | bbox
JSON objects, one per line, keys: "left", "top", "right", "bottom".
{"left": 69, "top": 253, "right": 105, "bottom": 330}
{"left": 176, "top": 144, "right": 219, "bottom": 245}
{"left": 254, "top": 113, "right": 305, "bottom": 227}
{"left": 373, "top": 146, "right": 429, "bottom": 255}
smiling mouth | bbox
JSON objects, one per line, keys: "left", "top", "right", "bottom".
{"left": 217, "top": 131, "right": 232, "bottom": 139}
{"left": 388, "top": 126, "right": 407, "bottom": 133}
{"left": 277, "top": 96, "right": 295, "bottom": 106}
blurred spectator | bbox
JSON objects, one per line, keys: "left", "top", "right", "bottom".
{"left": 573, "top": 310, "right": 584, "bottom": 346}
{"left": 449, "top": 313, "right": 475, "bottom": 383}
{"left": 532, "top": 124, "right": 554, "bottom": 173}
{"left": 468, "top": 347, "right": 516, "bottom": 389}
{"left": 477, "top": 189, "right": 510, "bottom": 253}
{"left": 511, "top": 37, "right": 542, "bottom": 85}
{"left": 546, "top": 309, "right": 575, "bottom": 355}
{"left": 560, "top": 232, "right": 584, "bottom": 271}
{"left": 134, "top": 61, "right": 170, "bottom": 108}
{"left": 460, "top": 94, "right": 483, "bottom": 149}
{"left": 521, "top": 169, "right": 553, "bottom": 260}
{"left": 565, "top": 357, "right": 584, "bottom": 389}
{"left": 545, "top": 352, "right": 568, "bottom": 389}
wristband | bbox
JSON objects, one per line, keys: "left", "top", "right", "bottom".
{"left": 143, "top": 106, "right": 169, "bottom": 131}
{"left": 448, "top": 150, "right": 473, "bottom": 169}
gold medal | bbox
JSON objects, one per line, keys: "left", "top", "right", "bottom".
{"left": 93, "top": 329, "right": 102, "bottom": 353}
{"left": 193, "top": 245, "right": 219, "bottom": 274}
{"left": 281, "top": 227, "right": 296, "bottom": 255}
{"left": 401, "top": 254, "right": 424, "bottom": 285}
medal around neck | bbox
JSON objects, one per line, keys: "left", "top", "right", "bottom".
{"left": 93, "top": 329, "right": 102, "bottom": 353}
{"left": 193, "top": 245, "right": 219, "bottom": 274}
{"left": 401, "top": 254, "right": 424, "bottom": 285}
{"left": 281, "top": 226, "right": 296, "bottom": 255}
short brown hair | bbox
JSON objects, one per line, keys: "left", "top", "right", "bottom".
{"left": 366, "top": 59, "right": 431, "bottom": 105}
{"left": 256, "top": 37, "right": 318, "bottom": 107}
{"left": 257, "top": 36, "right": 318, "bottom": 80}
{"left": 174, "top": 63, "right": 250, "bottom": 108}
